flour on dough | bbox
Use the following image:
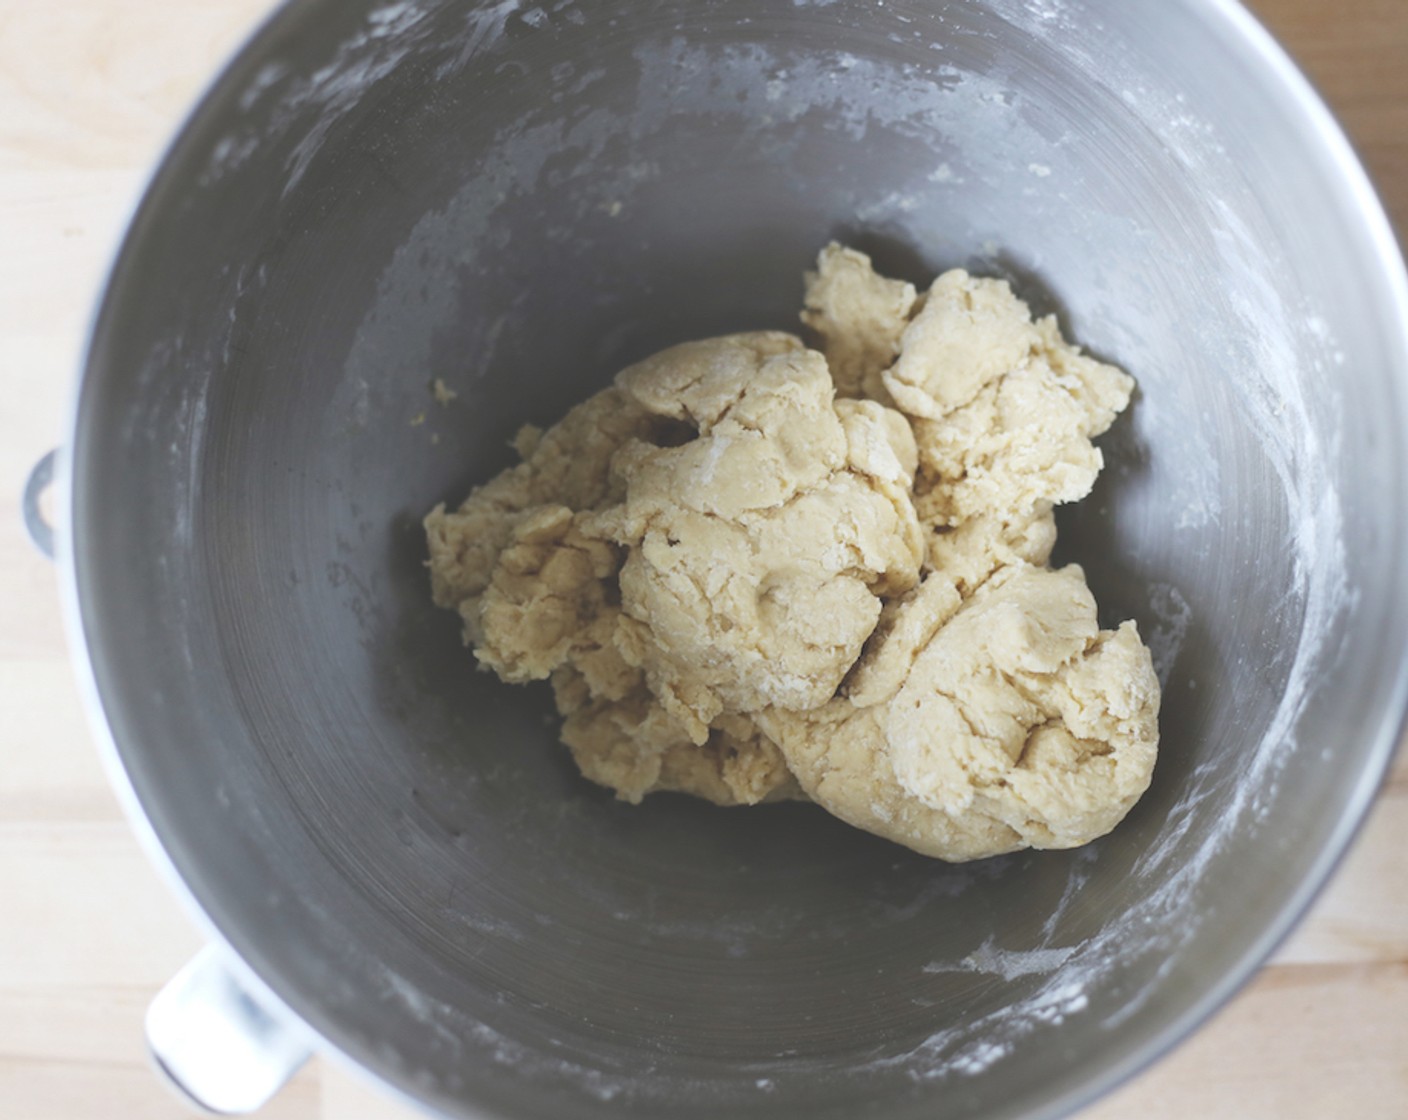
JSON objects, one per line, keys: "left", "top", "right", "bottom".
{"left": 425, "top": 242, "right": 1160, "bottom": 858}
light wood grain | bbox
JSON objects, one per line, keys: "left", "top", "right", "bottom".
{"left": 1, "top": 1, "right": 1403, "bottom": 1117}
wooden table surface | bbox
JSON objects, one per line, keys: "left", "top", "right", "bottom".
{"left": 2, "top": 1, "right": 1405, "bottom": 1117}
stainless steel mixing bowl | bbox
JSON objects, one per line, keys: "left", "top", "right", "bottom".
{"left": 58, "top": 0, "right": 1408, "bottom": 1117}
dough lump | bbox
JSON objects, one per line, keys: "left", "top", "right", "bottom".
{"left": 590, "top": 333, "right": 923, "bottom": 741}
{"left": 802, "top": 242, "right": 918, "bottom": 401}
{"left": 756, "top": 564, "right": 1158, "bottom": 860}
{"left": 424, "top": 383, "right": 801, "bottom": 806}
{"left": 425, "top": 242, "right": 1160, "bottom": 859}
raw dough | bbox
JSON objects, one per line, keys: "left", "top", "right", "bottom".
{"left": 588, "top": 333, "right": 923, "bottom": 741}
{"left": 425, "top": 242, "right": 1160, "bottom": 858}
{"left": 759, "top": 563, "right": 1157, "bottom": 859}
{"left": 802, "top": 242, "right": 918, "bottom": 402}
{"left": 424, "top": 385, "right": 801, "bottom": 806}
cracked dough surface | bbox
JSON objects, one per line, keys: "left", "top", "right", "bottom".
{"left": 589, "top": 333, "right": 923, "bottom": 741}
{"left": 425, "top": 241, "right": 1160, "bottom": 859}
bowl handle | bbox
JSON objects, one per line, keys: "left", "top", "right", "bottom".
{"left": 146, "top": 946, "right": 312, "bottom": 1114}
{"left": 22, "top": 449, "right": 56, "bottom": 559}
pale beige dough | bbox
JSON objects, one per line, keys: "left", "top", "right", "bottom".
{"left": 555, "top": 672, "right": 805, "bottom": 807}
{"left": 887, "top": 563, "right": 1158, "bottom": 852}
{"left": 844, "top": 506, "right": 1058, "bottom": 709}
{"left": 423, "top": 385, "right": 668, "bottom": 635}
{"left": 882, "top": 267, "right": 1041, "bottom": 420}
{"left": 589, "top": 333, "right": 923, "bottom": 741}
{"left": 425, "top": 243, "right": 1160, "bottom": 858}
{"left": 756, "top": 701, "right": 1026, "bottom": 861}
{"left": 423, "top": 380, "right": 799, "bottom": 806}
{"left": 801, "top": 242, "right": 918, "bottom": 401}
{"left": 908, "top": 314, "right": 1134, "bottom": 529}
{"left": 758, "top": 564, "right": 1158, "bottom": 860}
